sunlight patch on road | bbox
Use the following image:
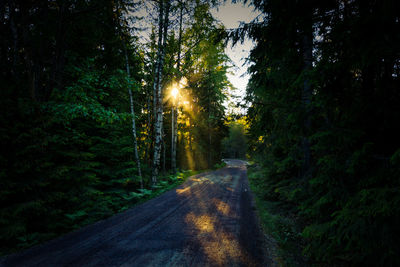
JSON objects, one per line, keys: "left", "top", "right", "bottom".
{"left": 176, "top": 187, "right": 191, "bottom": 195}
{"left": 212, "top": 198, "right": 231, "bottom": 216}
{"left": 177, "top": 165, "right": 258, "bottom": 266}
{"left": 176, "top": 176, "right": 213, "bottom": 195}
{"left": 185, "top": 213, "right": 215, "bottom": 233}
{"left": 184, "top": 210, "right": 255, "bottom": 266}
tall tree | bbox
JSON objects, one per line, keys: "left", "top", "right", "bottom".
{"left": 117, "top": 0, "right": 143, "bottom": 188}
{"left": 181, "top": 1, "right": 229, "bottom": 169}
{"left": 171, "top": 0, "right": 184, "bottom": 174}
{"left": 300, "top": 0, "right": 313, "bottom": 177}
{"left": 152, "top": 0, "right": 171, "bottom": 185}
{"left": 124, "top": 45, "right": 143, "bottom": 188}
{"left": 243, "top": 0, "right": 400, "bottom": 265}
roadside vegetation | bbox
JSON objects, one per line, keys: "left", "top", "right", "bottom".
{"left": 0, "top": 169, "right": 201, "bottom": 256}
{"left": 242, "top": 0, "right": 400, "bottom": 266}
{"left": 248, "top": 164, "right": 306, "bottom": 267}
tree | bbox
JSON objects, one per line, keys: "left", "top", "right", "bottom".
{"left": 243, "top": 0, "right": 400, "bottom": 265}
{"left": 117, "top": 0, "right": 143, "bottom": 188}
{"left": 180, "top": 1, "right": 230, "bottom": 170}
{"left": 222, "top": 121, "right": 247, "bottom": 159}
{"left": 171, "top": 0, "right": 184, "bottom": 174}
{"left": 151, "top": 0, "right": 171, "bottom": 185}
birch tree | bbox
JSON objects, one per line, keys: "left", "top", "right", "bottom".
{"left": 124, "top": 46, "right": 143, "bottom": 189}
{"left": 116, "top": 0, "right": 143, "bottom": 188}
{"left": 171, "top": 0, "right": 184, "bottom": 174}
{"left": 152, "top": 0, "right": 171, "bottom": 185}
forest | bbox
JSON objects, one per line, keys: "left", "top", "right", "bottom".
{"left": 1, "top": 0, "right": 400, "bottom": 266}
{"left": 0, "top": 0, "right": 232, "bottom": 256}
{"left": 243, "top": 0, "right": 400, "bottom": 265}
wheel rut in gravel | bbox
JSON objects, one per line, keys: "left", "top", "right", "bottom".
{"left": 1, "top": 159, "right": 268, "bottom": 266}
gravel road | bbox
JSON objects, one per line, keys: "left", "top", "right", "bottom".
{"left": 1, "top": 159, "right": 269, "bottom": 266}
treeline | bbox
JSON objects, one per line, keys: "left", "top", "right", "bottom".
{"left": 0, "top": 0, "right": 230, "bottom": 254}
{"left": 222, "top": 118, "right": 247, "bottom": 159}
{"left": 242, "top": 0, "right": 400, "bottom": 265}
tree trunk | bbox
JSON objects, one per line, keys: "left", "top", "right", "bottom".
{"left": 301, "top": 6, "right": 313, "bottom": 178}
{"left": 124, "top": 45, "right": 143, "bottom": 189}
{"left": 173, "top": 107, "right": 178, "bottom": 170}
{"left": 151, "top": 0, "right": 164, "bottom": 185}
{"left": 207, "top": 85, "right": 212, "bottom": 168}
{"left": 171, "top": 106, "right": 175, "bottom": 172}
{"left": 208, "top": 119, "right": 212, "bottom": 167}
{"left": 153, "top": 0, "right": 164, "bottom": 119}
{"left": 46, "top": 2, "right": 66, "bottom": 101}
{"left": 171, "top": 1, "right": 183, "bottom": 174}
{"left": 8, "top": 0, "right": 18, "bottom": 77}
{"left": 115, "top": 0, "right": 143, "bottom": 188}
{"left": 162, "top": 126, "right": 166, "bottom": 174}
{"left": 188, "top": 117, "right": 192, "bottom": 152}
{"left": 145, "top": 92, "right": 152, "bottom": 165}
{"left": 152, "top": 0, "right": 170, "bottom": 185}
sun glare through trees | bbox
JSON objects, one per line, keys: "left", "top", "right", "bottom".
{"left": 1, "top": 0, "right": 399, "bottom": 265}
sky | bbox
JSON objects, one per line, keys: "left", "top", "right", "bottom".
{"left": 211, "top": 1, "right": 258, "bottom": 91}
{"left": 211, "top": 1, "right": 260, "bottom": 114}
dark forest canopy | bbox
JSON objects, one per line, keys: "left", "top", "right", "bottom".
{"left": 240, "top": 0, "right": 400, "bottom": 265}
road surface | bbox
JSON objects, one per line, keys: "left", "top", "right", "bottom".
{"left": 1, "top": 159, "right": 269, "bottom": 266}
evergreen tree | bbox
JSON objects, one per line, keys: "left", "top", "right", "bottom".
{"left": 243, "top": 0, "right": 400, "bottom": 265}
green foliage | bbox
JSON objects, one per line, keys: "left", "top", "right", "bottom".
{"left": 175, "top": 1, "right": 229, "bottom": 170}
{"left": 0, "top": 0, "right": 230, "bottom": 257}
{"left": 244, "top": 0, "right": 400, "bottom": 265}
{"left": 213, "top": 162, "right": 227, "bottom": 169}
{"left": 247, "top": 165, "right": 305, "bottom": 266}
{"left": 0, "top": 0, "right": 148, "bottom": 255}
{"left": 222, "top": 122, "right": 247, "bottom": 159}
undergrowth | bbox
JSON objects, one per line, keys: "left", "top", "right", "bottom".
{"left": 247, "top": 164, "right": 307, "bottom": 267}
{"left": 0, "top": 169, "right": 199, "bottom": 256}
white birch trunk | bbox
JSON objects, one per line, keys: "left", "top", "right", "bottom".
{"left": 116, "top": 0, "right": 143, "bottom": 188}
{"left": 124, "top": 46, "right": 143, "bottom": 189}
{"left": 152, "top": 0, "right": 170, "bottom": 185}
{"left": 153, "top": 0, "right": 164, "bottom": 119}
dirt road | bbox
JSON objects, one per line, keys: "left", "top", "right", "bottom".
{"left": 1, "top": 160, "right": 268, "bottom": 266}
